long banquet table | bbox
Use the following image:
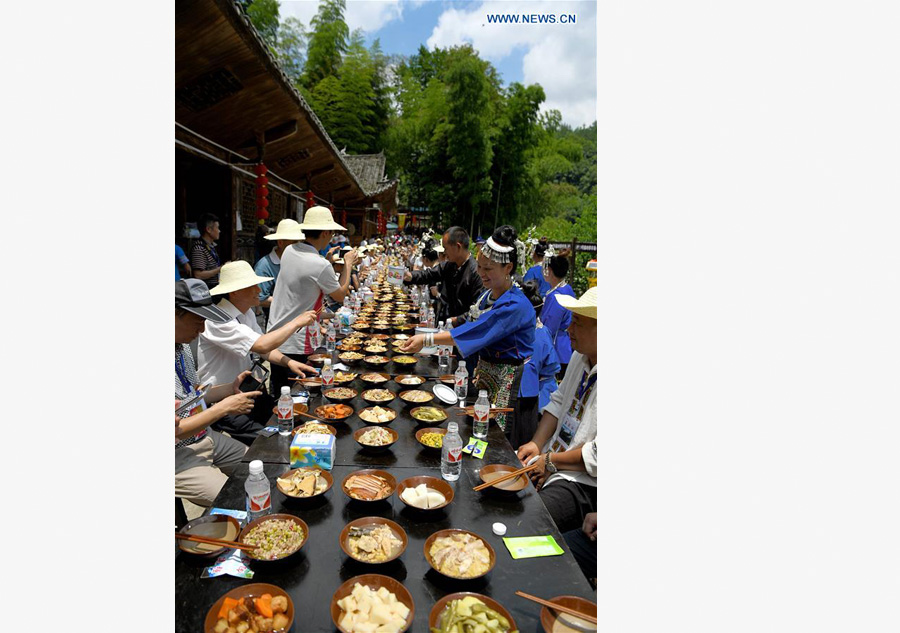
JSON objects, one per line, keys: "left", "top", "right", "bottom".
{"left": 175, "top": 355, "right": 596, "bottom": 632}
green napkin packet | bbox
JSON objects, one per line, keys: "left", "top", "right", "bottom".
{"left": 462, "top": 437, "right": 488, "bottom": 459}
{"left": 502, "top": 535, "right": 565, "bottom": 559}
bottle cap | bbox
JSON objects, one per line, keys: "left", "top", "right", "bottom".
{"left": 479, "top": 389, "right": 488, "bottom": 397}
{"left": 248, "top": 460, "right": 264, "bottom": 475}
{"left": 281, "top": 386, "right": 290, "bottom": 395}
{"left": 459, "top": 361, "right": 466, "bottom": 369}
{"left": 447, "top": 421, "right": 459, "bottom": 433}
{"left": 492, "top": 522, "right": 507, "bottom": 536}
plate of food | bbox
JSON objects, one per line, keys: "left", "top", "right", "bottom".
{"left": 340, "top": 517, "right": 408, "bottom": 564}
{"left": 399, "top": 389, "right": 434, "bottom": 406}
{"left": 314, "top": 403, "right": 354, "bottom": 422}
{"left": 364, "top": 345, "right": 389, "bottom": 354}
{"left": 361, "top": 388, "right": 396, "bottom": 405}
{"left": 204, "top": 583, "right": 293, "bottom": 633}
{"left": 397, "top": 476, "right": 454, "bottom": 511}
{"left": 410, "top": 406, "right": 448, "bottom": 424}
{"left": 342, "top": 469, "right": 396, "bottom": 502}
{"left": 392, "top": 355, "right": 418, "bottom": 365}
{"left": 276, "top": 467, "right": 334, "bottom": 498}
{"left": 239, "top": 514, "right": 309, "bottom": 562}
{"left": 392, "top": 334, "right": 411, "bottom": 341}
{"left": 424, "top": 529, "right": 496, "bottom": 580}
{"left": 323, "top": 387, "right": 358, "bottom": 403}
{"left": 333, "top": 371, "right": 358, "bottom": 384}
{"left": 360, "top": 372, "right": 390, "bottom": 384}
{"left": 415, "top": 427, "right": 447, "bottom": 450}
{"left": 292, "top": 421, "right": 337, "bottom": 436}
{"left": 338, "top": 351, "right": 365, "bottom": 364}
{"left": 331, "top": 575, "right": 414, "bottom": 633}
{"left": 358, "top": 406, "right": 397, "bottom": 425}
{"left": 394, "top": 374, "right": 426, "bottom": 386}
{"left": 429, "top": 594, "right": 517, "bottom": 633}
{"left": 354, "top": 426, "right": 399, "bottom": 452}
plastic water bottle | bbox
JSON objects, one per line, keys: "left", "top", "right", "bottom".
{"left": 473, "top": 389, "right": 490, "bottom": 439}
{"left": 309, "top": 320, "right": 321, "bottom": 350}
{"left": 338, "top": 299, "right": 351, "bottom": 334}
{"left": 321, "top": 359, "right": 334, "bottom": 388}
{"left": 441, "top": 422, "right": 463, "bottom": 481}
{"left": 437, "top": 321, "right": 451, "bottom": 373}
{"left": 245, "top": 460, "right": 271, "bottom": 522}
{"left": 325, "top": 320, "right": 336, "bottom": 354}
{"left": 277, "top": 386, "right": 293, "bottom": 436}
{"left": 426, "top": 307, "right": 435, "bottom": 329}
{"left": 454, "top": 360, "right": 469, "bottom": 401}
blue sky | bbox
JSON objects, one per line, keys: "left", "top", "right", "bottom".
{"left": 279, "top": 0, "right": 597, "bottom": 127}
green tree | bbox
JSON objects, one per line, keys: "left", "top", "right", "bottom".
{"left": 246, "top": 0, "right": 280, "bottom": 46}
{"left": 302, "top": 0, "right": 349, "bottom": 89}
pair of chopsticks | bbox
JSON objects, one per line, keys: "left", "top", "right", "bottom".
{"left": 514, "top": 591, "right": 597, "bottom": 625}
{"left": 472, "top": 462, "right": 541, "bottom": 491}
{"left": 175, "top": 532, "right": 256, "bottom": 552}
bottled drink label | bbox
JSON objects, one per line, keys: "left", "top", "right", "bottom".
{"left": 277, "top": 406, "right": 292, "bottom": 421}
{"left": 447, "top": 447, "right": 462, "bottom": 463}
{"left": 248, "top": 491, "right": 270, "bottom": 513}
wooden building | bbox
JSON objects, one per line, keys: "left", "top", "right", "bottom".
{"left": 176, "top": 0, "right": 398, "bottom": 263}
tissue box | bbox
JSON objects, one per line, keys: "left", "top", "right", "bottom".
{"left": 290, "top": 433, "right": 335, "bottom": 470}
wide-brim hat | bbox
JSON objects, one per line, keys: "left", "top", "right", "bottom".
{"left": 298, "top": 205, "right": 347, "bottom": 231}
{"left": 555, "top": 287, "right": 598, "bottom": 319}
{"left": 264, "top": 218, "right": 306, "bottom": 241}
{"left": 210, "top": 260, "right": 273, "bottom": 296}
{"left": 175, "top": 279, "right": 230, "bottom": 323}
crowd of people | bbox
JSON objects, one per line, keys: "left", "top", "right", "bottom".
{"left": 174, "top": 206, "right": 597, "bottom": 582}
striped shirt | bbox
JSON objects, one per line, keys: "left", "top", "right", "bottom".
{"left": 175, "top": 344, "right": 207, "bottom": 449}
{"left": 190, "top": 239, "right": 220, "bottom": 288}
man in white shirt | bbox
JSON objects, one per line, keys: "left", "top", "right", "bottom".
{"left": 517, "top": 287, "right": 598, "bottom": 532}
{"left": 267, "top": 206, "right": 359, "bottom": 392}
{"left": 198, "top": 260, "right": 318, "bottom": 444}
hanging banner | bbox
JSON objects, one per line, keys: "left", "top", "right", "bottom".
{"left": 397, "top": 213, "right": 407, "bottom": 230}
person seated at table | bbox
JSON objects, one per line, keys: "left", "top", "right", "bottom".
{"left": 516, "top": 287, "right": 598, "bottom": 533}
{"left": 401, "top": 225, "right": 538, "bottom": 448}
{"left": 541, "top": 249, "right": 577, "bottom": 378}
{"left": 175, "top": 279, "right": 262, "bottom": 506}
{"left": 563, "top": 512, "right": 597, "bottom": 586}
{"left": 520, "top": 280, "right": 561, "bottom": 411}
{"left": 198, "top": 261, "right": 318, "bottom": 445}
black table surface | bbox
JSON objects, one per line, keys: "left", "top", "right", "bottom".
{"left": 176, "top": 356, "right": 596, "bottom": 632}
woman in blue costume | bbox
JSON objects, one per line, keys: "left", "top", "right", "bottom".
{"left": 541, "top": 249, "right": 577, "bottom": 379}
{"left": 523, "top": 239, "right": 551, "bottom": 296}
{"left": 401, "top": 226, "right": 538, "bottom": 447}
{"left": 520, "top": 279, "right": 561, "bottom": 411}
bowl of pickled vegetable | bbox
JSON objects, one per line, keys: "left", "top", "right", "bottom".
{"left": 415, "top": 427, "right": 447, "bottom": 450}
{"left": 428, "top": 593, "right": 517, "bottom": 633}
{"left": 409, "top": 406, "right": 447, "bottom": 424}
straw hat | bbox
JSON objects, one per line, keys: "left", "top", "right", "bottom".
{"left": 210, "top": 260, "right": 273, "bottom": 296}
{"left": 298, "top": 205, "right": 347, "bottom": 231}
{"left": 555, "top": 287, "right": 598, "bottom": 319}
{"left": 264, "top": 218, "right": 305, "bottom": 241}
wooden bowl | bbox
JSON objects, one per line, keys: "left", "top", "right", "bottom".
{"left": 337, "top": 343, "right": 361, "bottom": 351}
{"left": 394, "top": 374, "right": 426, "bottom": 387}
{"left": 275, "top": 467, "right": 334, "bottom": 499}
{"left": 204, "top": 583, "right": 294, "bottom": 633}
{"left": 353, "top": 426, "right": 399, "bottom": 452}
{"left": 292, "top": 421, "right": 337, "bottom": 436}
{"left": 409, "top": 406, "right": 448, "bottom": 425}
{"left": 361, "top": 388, "right": 396, "bottom": 405}
{"left": 357, "top": 406, "right": 398, "bottom": 425}
{"left": 399, "top": 389, "right": 434, "bottom": 407}
{"left": 415, "top": 427, "right": 447, "bottom": 450}
{"left": 341, "top": 469, "right": 397, "bottom": 502}
{"left": 298, "top": 377, "right": 322, "bottom": 392}
{"left": 369, "top": 333, "right": 391, "bottom": 340}
{"left": 438, "top": 374, "right": 456, "bottom": 385}
{"left": 323, "top": 387, "right": 358, "bottom": 403}
{"left": 333, "top": 372, "right": 358, "bottom": 384}
{"left": 424, "top": 529, "right": 496, "bottom": 580}
{"left": 271, "top": 402, "right": 309, "bottom": 417}
{"left": 478, "top": 463, "right": 529, "bottom": 493}
{"left": 360, "top": 372, "right": 391, "bottom": 384}
{"left": 331, "top": 574, "right": 414, "bottom": 633}
{"left": 339, "top": 517, "right": 408, "bottom": 564}
{"left": 429, "top": 593, "right": 517, "bottom": 633}
{"left": 392, "top": 354, "right": 419, "bottom": 365}
{"left": 363, "top": 355, "right": 391, "bottom": 368}
{"left": 338, "top": 351, "right": 365, "bottom": 365}
{"left": 178, "top": 514, "right": 241, "bottom": 557}
{"left": 539, "top": 596, "right": 598, "bottom": 633}
{"left": 396, "top": 475, "right": 454, "bottom": 511}
{"left": 308, "top": 353, "right": 331, "bottom": 366}
{"left": 314, "top": 403, "right": 354, "bottom": 422}
{"left": 239, "top": 514, "right": 309, "bottom": 562}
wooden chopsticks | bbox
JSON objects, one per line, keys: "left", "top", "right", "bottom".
{"left": 175, "top": 532, "right": 257, "bottom": 552}
{"left": 472, "top": 463, "right": 541, "bottom": 491}
{"left": 514, "top": 591, "right": 597, "bottom": 624}
{"left": 295, "top": 411, "right": 326, "bottom": 422}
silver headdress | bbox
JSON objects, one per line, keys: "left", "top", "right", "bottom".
{"left": 481, "top": 236, "right": 515, "bottom": 264}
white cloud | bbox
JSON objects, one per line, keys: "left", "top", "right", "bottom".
{"left": 426, "top": 0, "right": 596, "bottom": 127}
{"left": 280, "top": 0, "right": 406, "bottom": 36}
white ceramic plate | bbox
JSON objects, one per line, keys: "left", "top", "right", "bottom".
{"left": 432, "top": 383, "right": 457, "bottom": 405}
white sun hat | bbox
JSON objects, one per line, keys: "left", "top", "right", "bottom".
{"left": 209, "top": 260, "right": 274, "bottom": 296}
{"left": 554, "top": 286, "right": 598, "bottom": 319}
{"left": 298, "top": 205, "right": 347, "bottom": 231}
{"left": 264, "top": 218, "right": 306, "bottom": 241}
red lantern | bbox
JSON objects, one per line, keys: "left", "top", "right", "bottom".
{"left": 254, "top": 164, "right": 268, "bottom": 176}
{"left": 306, "top": 191, "right": 315, "bottom": 208}
{"left": 256, "top": 175, "right": 269, "bottom": 187}
{"left": 255, "top": 186, "right": 268, "bottom": 198}
{"left": 257, "top": 197, "right": 269, "bottom": 208}
{"left": 257, "top": 208, "right": 269, "bottom": 220}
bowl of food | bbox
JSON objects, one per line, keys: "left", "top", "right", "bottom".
{"left": 364, "top": 345, "right": 389, "bottom": 354}
{"left": 357, "top": 406, "right": 397, "bottom": 425}
{"left": 204, "top": 583, "right": 293, "bottom": 633}
{"left": 314, "top": 403, "right": 354, "bottom": 422}
{"left": 307, "top": 353, "right": 331, "bottom": 366}
{"left": 397, "top": 476, "right": 454, "bottom": 511}
{"left": 360, "top": 372, "right": 391, "bottom": 384}
{"left": 361, "top": 388, "right": 396, "bottom": 405}
{"left": 392, "top": 334, "right": 410, "bottom": 341}
{"left": 399, "top": 390, "right": 434, "bottom": 407}
{"left": 339, "top": 351, "right": 365, "bottom": 365}
{"left": 424, "top": 529, "right": 496, "bottom": 580}
{"left": 276, "top": 466, "right": 334, "bottom": 498}
{"left": 331, "top": 574, "right": 414, "bottom": 633}
{"left": 342, "top": 469, "right": 396, "bottom": 502}
{"left": 292, "top": 421, "right": 337, "bottom": 436}
{"left": 271, "top": 402, "right": 308, "bottom": 417}
{"left": 333, "top": 371, "right": 359, "bottom": 384}
{"left": 239, "top": 514, "right": 309, "bottom": 562}
{"left": 370, "top": 333, "right": 391, "bottom": 341}
{"left": 354, "top": 426, "right": 399, "bottom": 452}
{"left": 178, "top": 514, "right": 241, "bottom": 557}
{"left": 415, "top": 427, "right": 447, "bottom": 450}
{"left": 477, "top": 464, "right": 529, "bottom": 493}
{"left": 394, "top": 374, "right": 426, "bottom": 387}
{"left": 323, "top": 387, "right": 358, "bottom": 403}
{"left": 438, "top": 374, "right": 456, "bottom": 385}
{"left": 364, "top": 355, "right": 391, "bottom": 368}
{"left": 392, "top": 355, "right": 418, "bottom": 366}
{"left": 340, "top": 517, "right": 408, "bottom": 564}
{"left": 410, "top": 406, "right": 448, "bottom": 425}
{"left": 539, "top": 596, "right": 597, "bottom": 633}
{"left": 351, "top": 322, "right": 370, "bottom": 332}
{"left": 429, "top": 593, "right": 517, "bottom": 633}
{"left": 299, "top": 377, "right": 322, "bottom": 392}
